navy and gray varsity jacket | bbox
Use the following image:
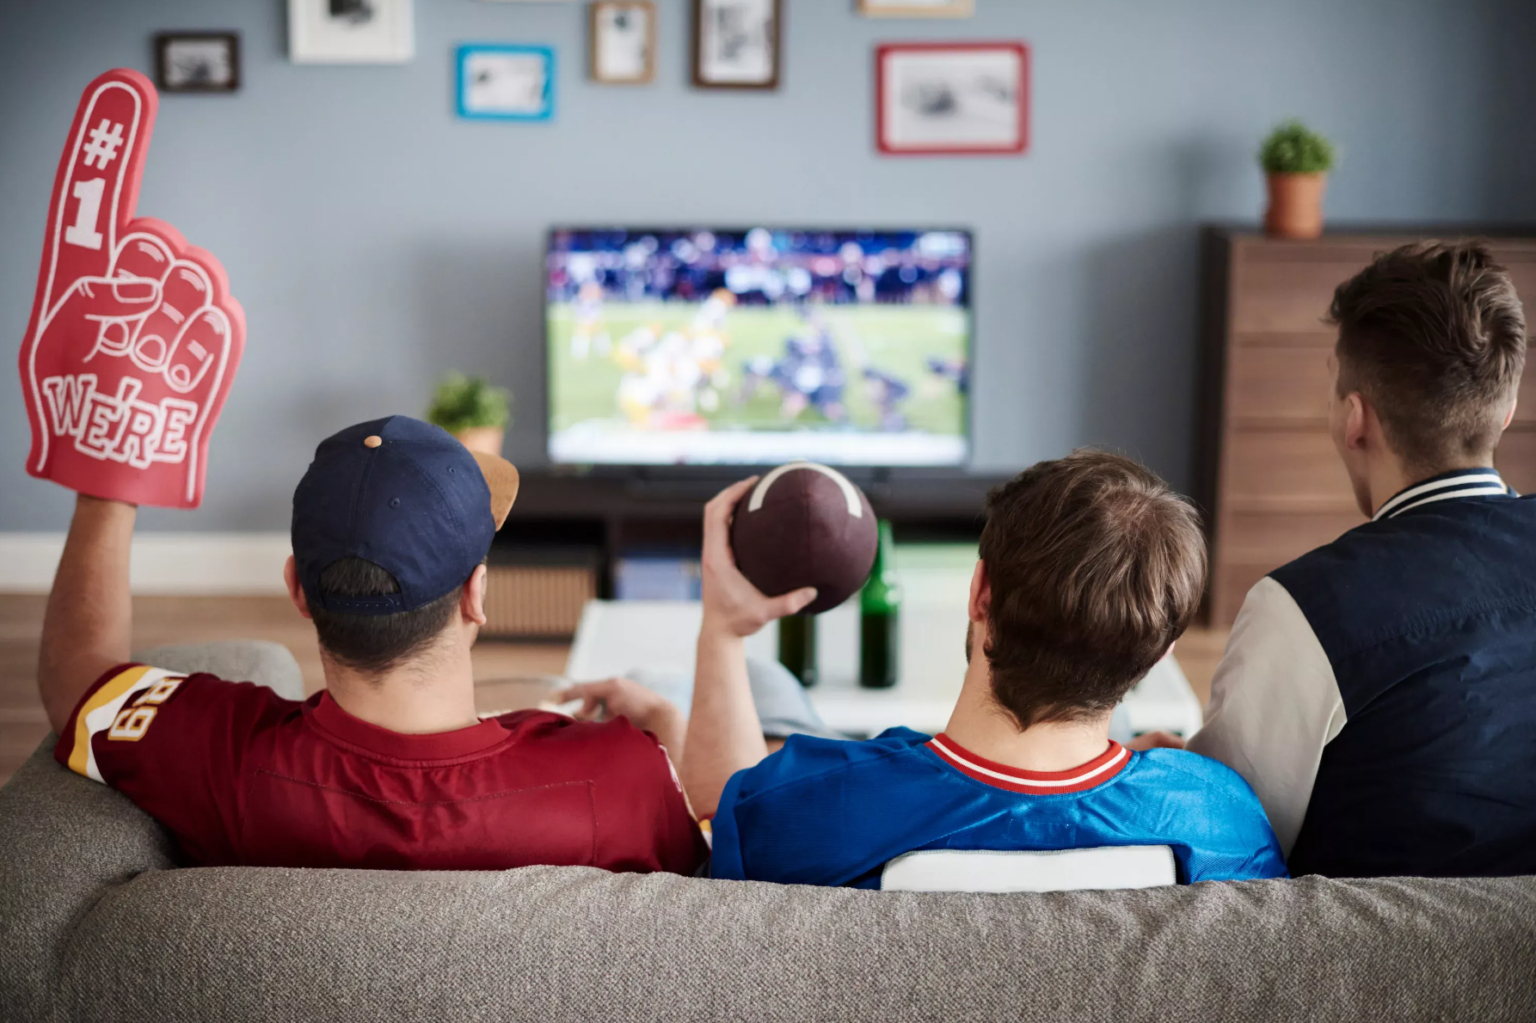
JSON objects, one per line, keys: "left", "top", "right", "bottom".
{"left": 1190, "top": 468, "right": 1536, "bottom": 878}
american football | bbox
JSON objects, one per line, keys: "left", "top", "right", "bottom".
{"left": 729, "top": 462, "right": 878, "bottom": 615}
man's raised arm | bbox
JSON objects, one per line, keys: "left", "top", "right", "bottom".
{"left": 681, "top": 478, "right": 816, "bottom": 819}
{"left": 38, "top": 496, "right": 136, "bottom": 734}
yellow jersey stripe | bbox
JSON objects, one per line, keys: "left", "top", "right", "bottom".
{"left": 67, "top": 665, "right": 153, "bottom": 780}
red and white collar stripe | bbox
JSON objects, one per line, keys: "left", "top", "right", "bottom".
{"left": 926, "top": 734, "right": 1130, "bottom": 795}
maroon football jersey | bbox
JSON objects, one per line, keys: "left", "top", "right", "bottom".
{"left": 55, "top": 664, "right": 707, "bottom": 873}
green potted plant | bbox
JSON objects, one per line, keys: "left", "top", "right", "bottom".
{"left": 1258, "top": 119, "right": 1337, "bottom": 239}
{"left": 426, "top": 372, "right": 512, "bottom": 456}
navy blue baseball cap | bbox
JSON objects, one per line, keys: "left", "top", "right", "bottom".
{"left": 291, "top": 416, "right": 519, "bottom": 616}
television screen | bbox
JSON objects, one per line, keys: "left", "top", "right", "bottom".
{"left": 546, "top": 227, "right": 971, "bottom": 466}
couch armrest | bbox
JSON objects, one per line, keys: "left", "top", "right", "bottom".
{"left": 0, "top": 739, "right": 176, "bottom": 1023}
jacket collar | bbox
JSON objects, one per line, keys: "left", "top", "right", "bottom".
{"left": 1372, "top": 467, "right": 1516, "bottom": 521}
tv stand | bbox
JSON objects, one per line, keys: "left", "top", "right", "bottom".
{"left": 494, "top": 466, "right": 1008, "bottom": 595}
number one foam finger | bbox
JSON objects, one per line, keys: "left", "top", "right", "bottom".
{"left": 18, "top": 68, "right": 245, "bottom": 510}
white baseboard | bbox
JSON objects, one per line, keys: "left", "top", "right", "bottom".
{"left": 0, "top": 533, "right": 291, "bottom": 595}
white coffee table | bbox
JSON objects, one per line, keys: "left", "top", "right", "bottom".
{"left": 565, "top": 595, "right": 1202, "bottom": 739}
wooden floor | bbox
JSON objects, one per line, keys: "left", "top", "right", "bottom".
{"left": 0, "top": 594, "right": 1228, "bottom": 787}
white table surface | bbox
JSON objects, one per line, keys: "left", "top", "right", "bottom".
{"left": 566, "top": 590, "right": 1202, "bottom": 739}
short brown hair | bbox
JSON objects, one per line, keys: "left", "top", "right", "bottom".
{"left": 309, "top": 557, "right": 461, "bottom": 676}
{"left": 978, "top": 451, "right": 1206, "bottom": 729}
{"left": 1330, "top": 241, "right": 1526, "bottom": 473}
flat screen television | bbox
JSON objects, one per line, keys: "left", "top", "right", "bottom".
{"left": 545, "top": 227, "right": 971, "bottom": 466}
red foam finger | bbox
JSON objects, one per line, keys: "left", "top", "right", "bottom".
{"left": 18, "top": 69, "right": 245, "bottom": 511}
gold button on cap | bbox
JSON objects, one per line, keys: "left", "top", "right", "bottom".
{"left": 363, "top": 435, "right": 382, "bottom": 448}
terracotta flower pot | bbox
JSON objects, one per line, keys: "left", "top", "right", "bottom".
{"left": 1264, "top": 172, "right": 1328, "bottom": 239}
{"left": 453, "top": 426, "right": 505, "bottom": 457}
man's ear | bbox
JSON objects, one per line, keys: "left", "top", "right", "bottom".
{"left": 462, "top": 564, "right": 488, "bottom": 627}
{"left": 1503, "top": 396, "right": 1519, "bottom": 431}
{"left": 1344, "top": 392, "right": 1371, "bottom": 451}
{"left": 967, "top": 560, "right": 990, "bottom": 623}
{"left": 283, "top": 556, "right": 312, "bottom": 621}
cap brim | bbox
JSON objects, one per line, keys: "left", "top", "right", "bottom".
{"left": 470, "top": 451, "right": 519, "bottom": 529}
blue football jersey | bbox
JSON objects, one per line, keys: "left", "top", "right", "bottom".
{"left": 710, "top": 728, "right": 1288, "bottom": 888}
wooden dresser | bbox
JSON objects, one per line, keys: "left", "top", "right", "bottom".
{"left": 1198, "top": 229, "right": 1536, "bottom": 626}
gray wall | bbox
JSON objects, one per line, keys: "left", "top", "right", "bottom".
{"left": 2, "top": 0, "right": 1533, "bottom": 531}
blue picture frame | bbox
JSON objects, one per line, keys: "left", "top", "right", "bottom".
{"left": 456, "top": 44, "right": 556, "bottom": 122}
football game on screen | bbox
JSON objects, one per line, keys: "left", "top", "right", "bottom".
{"left": 546, "top": 228, "right": 971, "bottom": 466}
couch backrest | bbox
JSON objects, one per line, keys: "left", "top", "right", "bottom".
{"left": 4, "top": 740, "right": 1535, "bottom": 1023}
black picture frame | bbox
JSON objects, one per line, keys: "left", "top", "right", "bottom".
{"left": 155, "top": 32, "right": 241, "bottom": 94}
{"left": 691, "top": 0, "right": 781, "bottom": 91}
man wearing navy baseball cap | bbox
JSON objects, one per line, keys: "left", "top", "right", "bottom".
{"left": 40, "top": 416, "right": 706, "bottom": 873}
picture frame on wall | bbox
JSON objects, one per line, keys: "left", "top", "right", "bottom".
{"left": 591, "top": 1, "right": 656, "bottom": 85}
{"left": 877, "top": 42, "right": 1029, "bottom": 156}
{"left": 155, "top": 32, "right": 241, "bottom": 93}
{"left": 692, "top": 0, "right": 780, "bottom": 90}
{"left": 457, "top": 44, "right": 556, "bottom": 121}
{"left": 858, "top": 0, "right": 973, "bottom": 17}
{"left": 288, "top": 0, "right": 414, "bottom": 64}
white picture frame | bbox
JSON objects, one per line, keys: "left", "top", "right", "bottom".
{"left": 858, "top": 0, "right": 973, "bottom": 16}
{"left": 288, "top": 0, "right": 415, "bottom": 64}
{"left": 591, "top": 1, "right": 656, "bottom": 84}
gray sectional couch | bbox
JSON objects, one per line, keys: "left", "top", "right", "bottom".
{"left": 2, "top": 642, "right": 1533, "bottom": 1022}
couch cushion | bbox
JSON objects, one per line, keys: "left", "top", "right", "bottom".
{"left": 55, "top": 854, "right": 1536, "bottom": 1022}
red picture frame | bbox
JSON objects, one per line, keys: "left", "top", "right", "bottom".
{"left": 876, "top": 42, "right": 1029, "bottom": 156}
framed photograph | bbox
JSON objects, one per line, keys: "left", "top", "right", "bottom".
{"left": 288, "top": 0, "right": 414, "bottom": 64}
{"left": 692, "top": 0, "right": 780, "bottom": 90}
{"left": 859, "top": 0, "right": 973, "bottom": 16}
{"left": 155, "top": 32, "right": 241, "bottom": 93}
{"left": 590, "top": 1, "right": 655, "bottom": 84}
{"left": 457, "top": 45, "right": 556, "bottom": 121}
{"left": 877, "top": 42, "right": 1029, "bottom": 156}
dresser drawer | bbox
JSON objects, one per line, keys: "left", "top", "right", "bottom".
{"left": 1221, "top": 429, "right": 1356, "bottom": 511}
{"left": 1219, "top": 509, "right": 1364, "bottom": 566}
{"left": 1226, "top": 344, "right": 1333, "bottom": 424}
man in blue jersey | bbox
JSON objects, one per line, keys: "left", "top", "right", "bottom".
{"left": 1172, "top": 241, "right": 1536, "bottom": 878}
{"left": 681, "top": 452, "right": 1287, "bottom": 889}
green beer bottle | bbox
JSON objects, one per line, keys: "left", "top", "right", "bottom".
{"left": 778, "top": 613, "right": 818, "bottom": 688}
{"left": 860, "top": 520, "right": 900, "bottom": 689}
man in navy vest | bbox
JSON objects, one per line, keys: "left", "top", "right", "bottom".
{"left": 1155, "top": 241, "right": 1533, "bottom": 877}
